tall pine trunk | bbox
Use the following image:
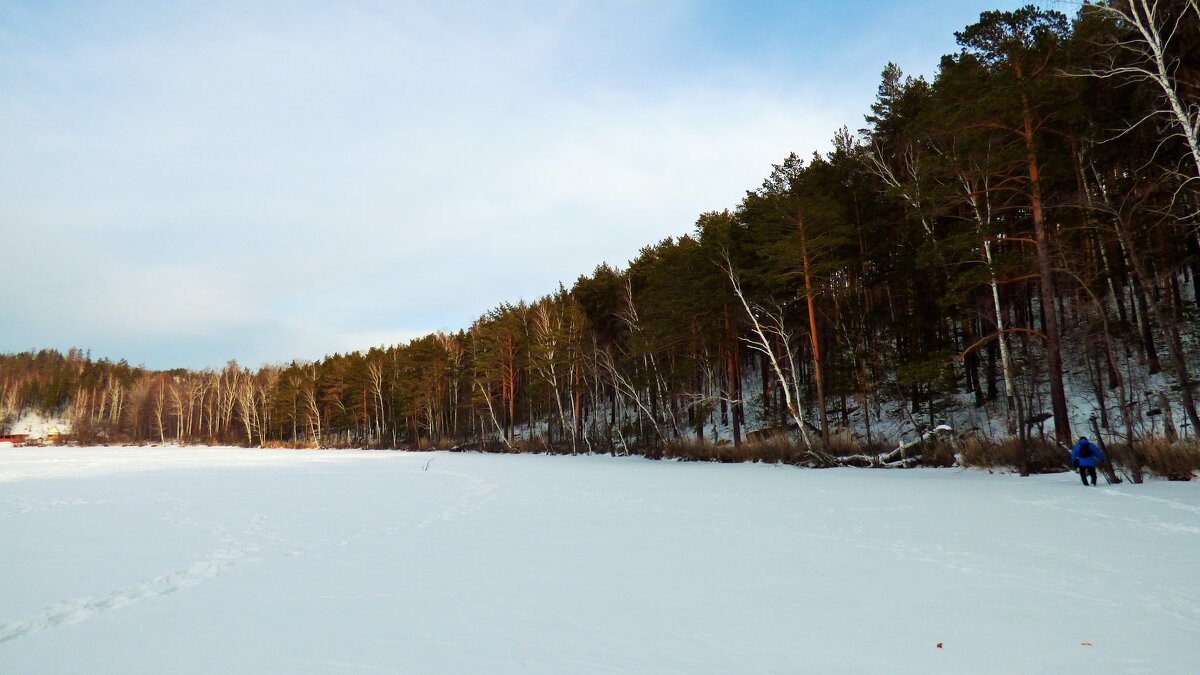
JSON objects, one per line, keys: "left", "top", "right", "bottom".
{"left": 1021, "top": 91, "right": 1071, "bottom": 444}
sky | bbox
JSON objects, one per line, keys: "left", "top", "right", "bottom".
{"left": 1, "top": 0, "right": 1047, "bottom": 370}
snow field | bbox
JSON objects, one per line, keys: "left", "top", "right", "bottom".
{"left": 1, "top": 446, "right": 1198, "bottom": 674}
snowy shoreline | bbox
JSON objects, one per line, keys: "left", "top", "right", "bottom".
{"left": 2, "top": 446, "right": 1198, "bottom": 673}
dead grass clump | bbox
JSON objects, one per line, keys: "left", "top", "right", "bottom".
{"left": 823, "top": 432, "right": 861, "bottom": 458}
{"left": 492, "top": 438, "right": 522, "bottom": 453}
{"left": 1136, "top": 438, "right": 1200, "bottom": 481}
{"left": 259, "top": 439, "right": 330, "bottom": 449}
{"left": 538, "top": 439, "right": 579, "bottom": 456}
{"left": 920, "top": 438, "right": 958, "bottom": 467}
{"left": 642, "top": 441, "right": 667, "bottom": 460}
{"left": 660, "top": 434, "right": 808, "bottom": 464}
{"left": 956, "top": 437, "right": 1068, "bottom": 472}
{"left": 861, "top": 437, "right": 899, "bottom": 459}
{"left": 713, "top": 440, "right": 761, "bottom": 463}
{"left": 1024, "top": 439, "right": 1070, "bottom": 473}
{"left": 956, "top": 437, "right": 989, "bottom": 468}
{"left": 1100, "top": 442, "right": 1142, "bottom": 483}
{"left": 662, "top": 437, "right": 732, "bottom": 462}
{"left": 988, "top": 437, "right": 1030, "bottom": 468}
{"left": 741, "top": 433, "right": 801, "bottom": 464}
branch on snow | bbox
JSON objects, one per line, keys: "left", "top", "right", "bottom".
{"left": 838, "top": 425, "right": 954, "bottom": 467}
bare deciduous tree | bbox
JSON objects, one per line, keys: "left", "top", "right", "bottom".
{"left": 1082, "top": 1, "right": 1200, "bottom": 201}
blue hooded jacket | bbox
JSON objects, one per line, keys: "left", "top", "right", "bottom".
{"left": 1071, "top": 437, "right": 1104, "bottom": 467}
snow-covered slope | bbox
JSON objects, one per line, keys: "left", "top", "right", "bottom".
{"left": 4, "top": 410, "right": 71, "bottom": 439}
{"left": 1, "top": 447, "right": 1197, "bottom": 674}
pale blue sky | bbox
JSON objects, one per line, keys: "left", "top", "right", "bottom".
{"left": 1, "top": 0, "right": 1048, "bottom": 369}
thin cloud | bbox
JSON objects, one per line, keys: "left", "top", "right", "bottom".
{"left": 0, "top": 0, "right": 1032, "bottom": 369}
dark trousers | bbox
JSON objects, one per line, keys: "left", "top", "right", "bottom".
{"left": 1078, "top": 465, "right": 1098, "bottom": 486}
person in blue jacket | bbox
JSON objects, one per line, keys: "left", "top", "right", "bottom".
{"left": 1071, "top": 436, "right": 1104, "bottom": 486}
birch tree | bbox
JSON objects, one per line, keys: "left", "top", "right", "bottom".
{"left": 955, "top": 7, "right": 1075, "bottom": 443}
{"left": 722, "top": 253, "right": 818, "bottom": 454}
{"left": 1082, "top": 1, "right": 1200, "bottom": 199}
{"left": 530, "top": 294, "right": 577, "bottom": 453}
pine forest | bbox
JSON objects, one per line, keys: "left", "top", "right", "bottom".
{"left": 5, "top": 3, "right": 1200, "bottom": 479}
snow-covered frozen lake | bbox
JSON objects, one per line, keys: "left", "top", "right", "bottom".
{"left": 1, "top": 447, "right": 1197, "bottom": 674}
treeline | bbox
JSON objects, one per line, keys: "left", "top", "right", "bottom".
{"left": 3, "top": 4, "right": 1200, "bottom": 467}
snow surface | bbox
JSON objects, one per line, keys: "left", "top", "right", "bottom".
{"left": 1, "top": 447, "right": 1198, "bottom": 674}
